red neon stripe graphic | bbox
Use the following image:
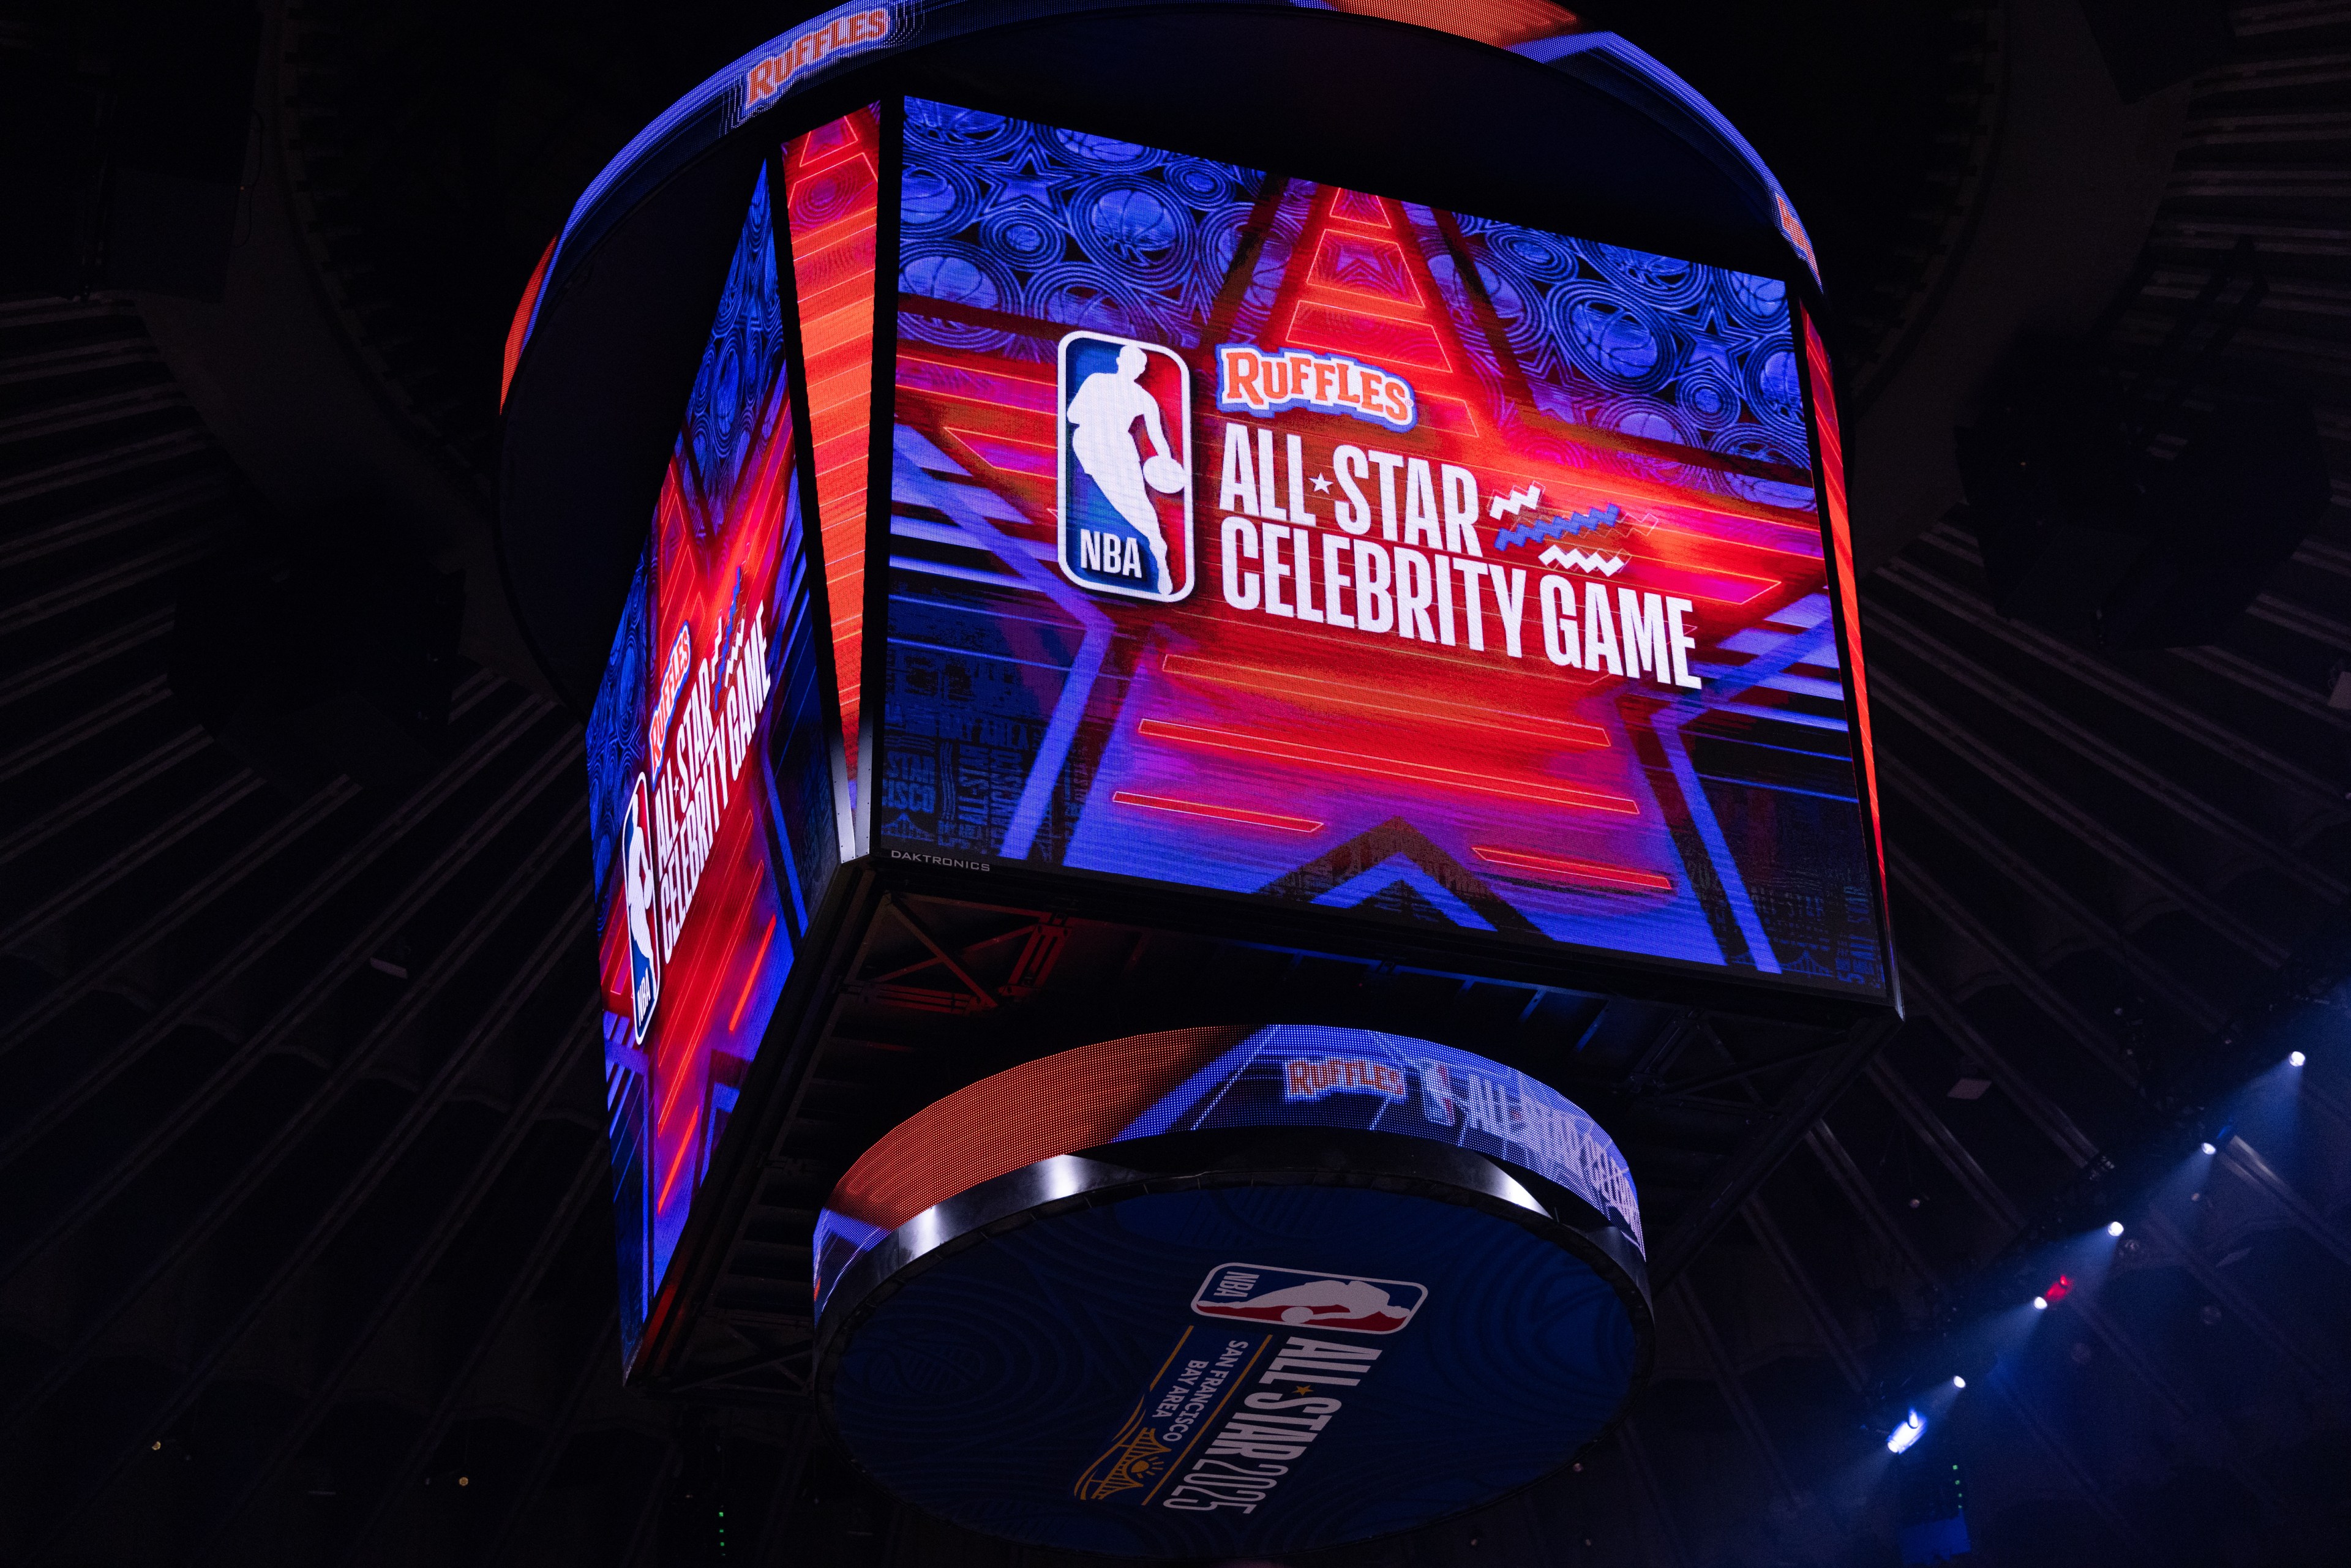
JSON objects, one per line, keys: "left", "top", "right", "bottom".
{"left": 898, "top": 354, "right": 1056, "bottom": 411}
{"left": 943, "top": 426, "right": 1056, "bottom": 478}
{"left": 1160, "top": 653, "right": 1609, "bottom": 748}
{"left": 786, "top": 108, "right": 881, "bottom": 787}
{"left": 1112, "top": 791, "right": 1324, "bottom": 833}
{"left": 655, "top": 1104, "right": 700, "bottom": 1209}
{"left": 1135, "top": 720, "right": 1638, "bottom": 815}
{"left": 728, "top": 915, "right": 778, "bottom": 1030}
{"left": 1308, "top": 230, "right": 1424, "bottom": 305}
{"left": 1327, "top": 186, "right": 1392, "bottom": 228}
{"left": 1286, "top": 300, "right": 1453, "bottom": 372}
{"left": 1802, "top": 312, "right": 1885, "bottom": 893}
{"left": 1471, "top": 844, "right": 1674, "bottom": 891}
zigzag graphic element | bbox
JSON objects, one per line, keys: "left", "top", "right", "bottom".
{"left": 1488, "top": 483, "right": 1542, "bottom": 520}
{"left": 1539, "top": 545, "right": 1628, "bottom": 577}
{"left": 1494, "top": 502, "right": 1622, "bottom": 553}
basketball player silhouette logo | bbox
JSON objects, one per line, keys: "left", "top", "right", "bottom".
{"left": 622, "top": 773, "right": 661, "bottom": 1040}
{"left": 1057, "top": 331, "right": 1191, "bottom": 602}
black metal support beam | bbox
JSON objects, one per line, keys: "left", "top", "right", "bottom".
{"left": 1880, "top": 751, "right": 2227, "bottom": 1029}
{"left": 1741, "top": 1196, "right": 1869, "bottom": 1392}
{"left": 1890, "top": 847, "right": 2140, "bottom": 1084}
{"left": 1870, "top": 603, "right": 2342, "bottom": 903}
{"left": 1865, "top": 1056, "right": 2023, "bottom": 1232}
{"left": 481, "top": 1316, "right": 622, "bottom": 1568}
{"left": 1649, "top": 1011, "right": 1902, "bottom": 1285}
{"left": 1984, "top": 1367, "right": 2150, "bottom": 1553}
{"left": 2222, "top": 1135, "right": 2351, "bottom": 1272}
{"left": 1673, "top": 1280, "right": 1799, "bottom": 1508}
{"left": 1900, "top": 964, "right": 2102, "bottom": 1166}
{"left": 1613, "top": 1419, "right": 1692, "bottom": 1568}
{"left": 1804, "top": 1120, "right": 1944, "bottom": 1294}
{"left": 331, "top": 1148, "right": 610, "bottom": 1567}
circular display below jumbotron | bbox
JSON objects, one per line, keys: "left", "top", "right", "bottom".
{"left": 811, "top": 1028, "right": 1651, "bottom": 1556}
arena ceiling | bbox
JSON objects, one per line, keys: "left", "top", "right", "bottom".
{"left": 3, "top": 2, "right": 2348, "bottom": 1564}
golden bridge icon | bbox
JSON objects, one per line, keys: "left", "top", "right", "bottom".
{"left": 1071, "top": 1413, "right": 1174, "bottom": 1502}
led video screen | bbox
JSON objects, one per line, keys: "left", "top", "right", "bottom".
{"left": 879, "top": 97, "right": 1887, "bottom": 997}
{"left": 587, "top": 166, "right": 842, "bottom": 1368}
{"left": 809, "top": 1023, "right": 1643, "bottom": 1319}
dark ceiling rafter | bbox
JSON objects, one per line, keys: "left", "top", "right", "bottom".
{"left": 1872, "top": 604, "right": 2344, "bottom": 901}
{"left": 175, "top": 1044, "right": 609, "bottom": 1568}
{"left": 0, "top": 797, "right": 592, "bottom": 1329}
{"left": 1802, "top": 1119, "right": 1948, "bottom": 1296}
{"left": 1897, "top": 963, "right": 2103, "bottom": 1166}
{"left": 1737, "top": 1193, "right": 1870, "bottom": 1391}
{"left": 1880, "top": 667, "right": 2295, "bottom": 967}
{"left": 1880, "top": 750, "right": 2230, "bottom": 1030}
{"left": 1889, "top": 842, "right": 2144, "bottom": 1082}
{"left": 1669, "top": 1278, "right": 1801, "bottom": 1508}
{"left": 1, "top": 689, "right": 547, "bottom": 1162}
{"left": 1982, "top": 1367, "right": 2153, "bottom": 1553}
{"left": 1864, "top": 1056, "right": 2024, "bottom": 1232}
{"left": 1874, "top": 555, "right": 2351, "bottom": 822}
{"left": 0, "top": 768, "right": 266, "bottom": 949}
{"left": 2138, "top": 1208, "right": 2328, "bottom": 1386}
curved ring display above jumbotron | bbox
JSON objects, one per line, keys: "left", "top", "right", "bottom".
{"left": 498, "top": 1, "right": 1834, "bottom": 717}
{"left": 506, "top": 2, "right": 1818, "bottom": 418}
{"left": 807, "top": 1026, "right": 1652, "bottom": 1558}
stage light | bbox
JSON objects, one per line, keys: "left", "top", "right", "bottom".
{"left": 1886, "top": 1409, "right": 1925, "bottom": 1454}
{"left": 2200, "top": 1141, "right": 2217, "bottom": 1155}
{"left": 1952, "top": 1375, "right": 1967, "bottom": 1389}
{"left": 2106, "top": 1221, "right": 2124, "bottom": 1237}
{"left": 2042, "top": 1274, "right": 2074, "bottom": 1304}
{"left": 2033, "top": 1296, "right": 2047, "bottom": 1310}
{"left": 2289, "top": 1051, "right": 2306, "bottom": 1067}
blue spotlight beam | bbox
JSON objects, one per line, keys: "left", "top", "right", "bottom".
{"left": 1980, "top": 1367, "right": 2152, "bottom": 1554}
{"left": 2060, "top": 1292, "right": 2194, "bottom": 1420}
{"left": 2138, "top": 1208, "right": 2331, "bottom": 1384}
{"left": 2216, "top": 1136, "right": 2351, "bottom": 1270}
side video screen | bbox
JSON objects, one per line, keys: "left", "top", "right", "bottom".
{"left": 878, "top": 97, "right": 1886, "bottom": 998}
{"left": 587, "top": 165, "right": 842, "bottom": 1370}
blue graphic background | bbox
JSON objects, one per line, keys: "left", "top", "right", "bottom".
{"left": 1421, "top": 209, "right": 1816, "bottom": 512}
{"left": 899, "top": 98, "right": 1266, "bottom": 359}
{"left": 829, "top": 1185, "right": 1639, "bottom": 1556}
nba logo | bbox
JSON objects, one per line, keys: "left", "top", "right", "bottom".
{"left": 622, "top": 773, "right": 661, "bottom": 1042}
{"left": 1057, "top": 330, "right": 1191, "bottom": 602}
{"left": 1191, "top": 1262, "right": 1428, "bottom": 1335}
